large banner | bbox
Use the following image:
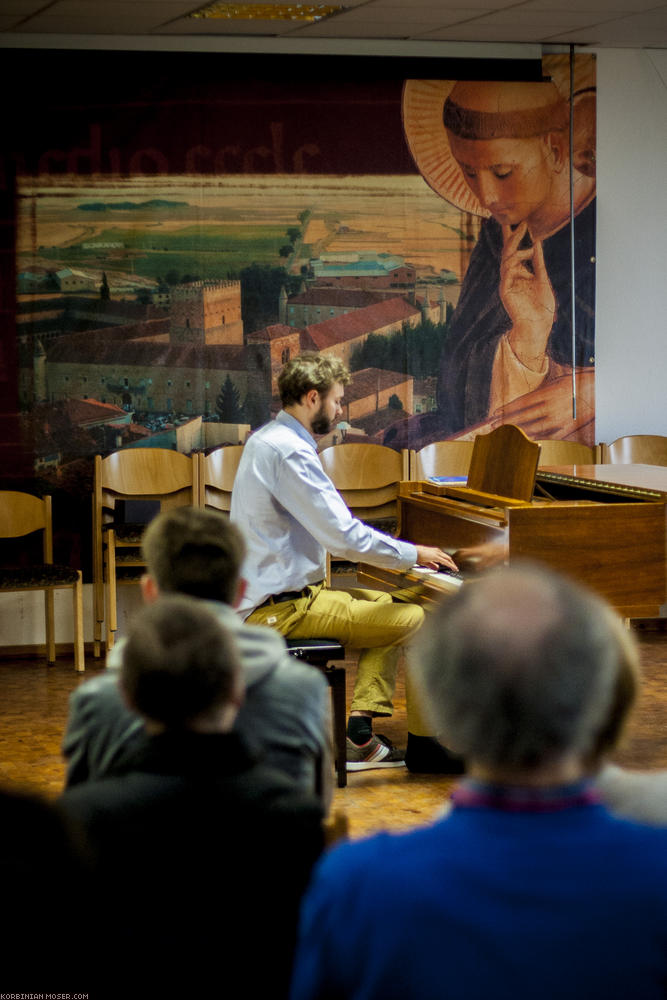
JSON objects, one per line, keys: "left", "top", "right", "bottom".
{"left": 3, "top": 49, "right": 595, "bottom": 497}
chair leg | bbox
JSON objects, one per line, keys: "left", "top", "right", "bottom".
{"left": 92, "top": 507, "right": 104, "bottom": 659}
{"left": 44, "top": 588, "right": 56, "bottom": 665}
{"left": 105, "top": 529, "right": 118, "bottom": 653}
{"left": 327, "top": 666, "right": 348, "bottom": 789}
{"left": 72, "top": 571, "right": 85, "bottom": 673}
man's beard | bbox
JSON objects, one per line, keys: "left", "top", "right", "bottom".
{"left": 311, "top": 403, "right": 332, "bottom": 436}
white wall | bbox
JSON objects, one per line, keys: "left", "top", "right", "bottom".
{"left": 0, "top": 583, "right": 141, "bottom": 651}
{"left": 595, "top": 48, "right": 667, "bottom": 443}
{"left": 0, "top": 586, "right": 94, "bottom": 647}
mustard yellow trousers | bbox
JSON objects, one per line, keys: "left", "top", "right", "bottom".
{"left": 247, "top": 583, "right": 431, "bottom": 735}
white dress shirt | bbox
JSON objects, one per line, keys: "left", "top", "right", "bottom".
{"left": 230, "top": 411, "right": 417, "bottom": 617}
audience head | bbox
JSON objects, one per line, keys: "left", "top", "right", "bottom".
{"left": 121, "top": 595, "right": 243, "bottom": 732}
{"left": 142, "top": 506, "right": 245, "bottom": 606}
{"left": 278, "top": 352, "right": 350, "bottom": 408}
{"left": 414, "top": 562, "right": 640, "bottom": 781}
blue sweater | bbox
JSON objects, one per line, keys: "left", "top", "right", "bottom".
{"left": 291, "top": 782, "right": 667, "bottom": 1000}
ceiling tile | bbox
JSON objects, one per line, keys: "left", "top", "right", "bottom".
{"left": 159, "top": 15, "right": 304, "bottom": 33}
{"left": 527, "top": 0, "right": 661, "bottom": 10}
{"left": 2, "top": 1, "right": 56, "bottom": 12}
{"left": 326, "top": 5, "right": 493, "bottom": 22}
{"left": 25, "top": 0, "right": 198, "bottom": 12}
{"left": 552, "top": 23, "right": 667, "bottom": 44}
{"left": 357, "top": 0, "right": 522, "bottom": 8}
{"left": 469, "top": 8, "right": 606, "bottom": 27}
{"left": 0, "top": 15, "right": 33, "bottom": 29}
{"left": 290, "top": 17, "right": 428, "bottom": 35}
{"left": 421, "top": 20, "right": 585, "bottom": 40}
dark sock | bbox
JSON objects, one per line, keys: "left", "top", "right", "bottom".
{"left": 405, "top": 733, "right": 466, "bottom": 775}
{"left": 347, "top": 716, "right": 373, "bottom": 746}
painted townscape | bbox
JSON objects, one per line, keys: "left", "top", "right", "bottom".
{"left": 17, "top": 172, "right": 472, "bottom": 476}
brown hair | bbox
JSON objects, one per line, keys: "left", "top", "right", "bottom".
{"left": 121, "top": 595, "right": 241, "bottom": 728}
{"left": 142, "top": 506, "right": 245, "bottom": 606}
{"left": 278, "top": 352, "right": 350, "bottom": 407}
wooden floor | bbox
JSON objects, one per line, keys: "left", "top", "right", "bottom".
{"left": 1, "top": 626, "right": 667, "bottom": 840}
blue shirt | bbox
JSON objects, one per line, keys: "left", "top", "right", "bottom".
{"left": 230, "top": 411, "right": 417, "bottom": 617}
{"left": 291, "top": 782, "right": 667, "bottom": 1000}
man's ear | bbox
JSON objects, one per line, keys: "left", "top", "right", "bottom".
{"left": 232, "top": 577, "right": 247, "bottom": 610}
{"left": 304, "top": 387, "right": 320, "bottom": 409}
{"left": 141, "top": 573, "right": 159, "bottom": 604}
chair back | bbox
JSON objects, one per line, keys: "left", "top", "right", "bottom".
{"left": 0, "top": 491, "right": 51, "bottom": 558}
{"left": 96, "top": 448, "right": 198, "bottom": 508}
{"left": 92, "top": 448, "right": 199, "bottom": 655}
{"left": 601, "top": 435, "right": 667, "bottom": 466}
{"left": 410, "top": 441, "right": 474, "bottom": 480}
{"left": 537, "top": 440, "right": 599, "bottom": 466}
{"left": 319, "top": 443, "right": 408, "bottom": 529}
{"left": 94, "top": 447, "right": 198, "bottom": 557}
{"left": 199, "top": 445, "right": 245, "bottom": 514}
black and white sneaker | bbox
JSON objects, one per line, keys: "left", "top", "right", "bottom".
{"left": 346, "top": 733, "right": 406, "bottom": 772}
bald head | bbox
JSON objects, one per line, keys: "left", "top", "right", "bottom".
{"left": 414, "top": 563, "right": 639, "bottom": 775}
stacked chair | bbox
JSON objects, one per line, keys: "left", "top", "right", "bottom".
{"left": 92, "top": 448, "right": 198, "bottom": 655}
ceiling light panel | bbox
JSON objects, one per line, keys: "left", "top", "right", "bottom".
{"left": 190, "top": 2, "right": 344, "bottom": 21}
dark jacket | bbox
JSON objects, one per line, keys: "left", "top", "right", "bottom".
{"left": 60, "top": 730, "right": 324, "bottom": 999}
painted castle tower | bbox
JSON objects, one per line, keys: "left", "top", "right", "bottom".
{"left": 170, "top": 280, "right": 244, "bottom": 346}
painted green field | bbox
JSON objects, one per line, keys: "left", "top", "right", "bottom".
{"left": 32, "top": 224, "right": 294, "bottom": 281}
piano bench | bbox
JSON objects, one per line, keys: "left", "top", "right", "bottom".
{"left": 285, "top": 638, "right": 347, "bottom": 790}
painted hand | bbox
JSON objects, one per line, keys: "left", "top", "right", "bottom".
{"left": 500, "top": 222, "right": 556, "bottom": 371}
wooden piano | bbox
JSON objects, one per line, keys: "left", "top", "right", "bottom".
{"left": 358, "top": 429, "right": 667, "bottom": 619}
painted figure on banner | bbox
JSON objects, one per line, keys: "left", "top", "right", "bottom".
{"left": 386, "top": 56, "right": 596, "bottom": 449}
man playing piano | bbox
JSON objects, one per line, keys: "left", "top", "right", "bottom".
{"left": 231, "top": 352, "right": 461, "bottom": 773}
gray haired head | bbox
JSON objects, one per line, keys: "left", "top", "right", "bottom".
{"left": 413, "top": 562, "right": 639, "bottom": 772}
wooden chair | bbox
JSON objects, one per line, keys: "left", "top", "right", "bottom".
{"left": 198, "top": 445, "right": 245, "bottom": 514}
{"left": 0, "top": 491, "right": 84, "bottom": 672}
{"left": 537, "top": 440, "right": 599, "bottom": 466}
{"left": 319, "top": 443, "right": 409, "bottom": 533}
{"left": 410, "top": 440, "right": 474, "bottom": 480}
{"left": 93, "top": 449, "right": 199, "bottom": 655}
{"left": 319, "top": 442, "right": 409, "bottom": 587}
{"left": 467, "top": 424, "right": 541, "bottom": 503}
{"left": 600, "top": 435, "right": 667, "bottom": 466}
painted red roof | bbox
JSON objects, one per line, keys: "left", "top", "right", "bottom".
{"left": 65, "top": 398, "right": 127, "bottom": 425}
{"left": 247, "top": 324, "right": 296, "bottom": 342}
{"left": 288, "top": 288, "right": 385, "bottom": 307}
{"left": 47, "top": 328, "right": 248, "bottom": 371}
{"left": 345, "top": 368, "right": 412, "bottom": 402}
{"left": 304, "top": 297, "right": 420, "bottom": 350}
{"left": 47, "top": 320, "right": 170, "bottom": 362}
